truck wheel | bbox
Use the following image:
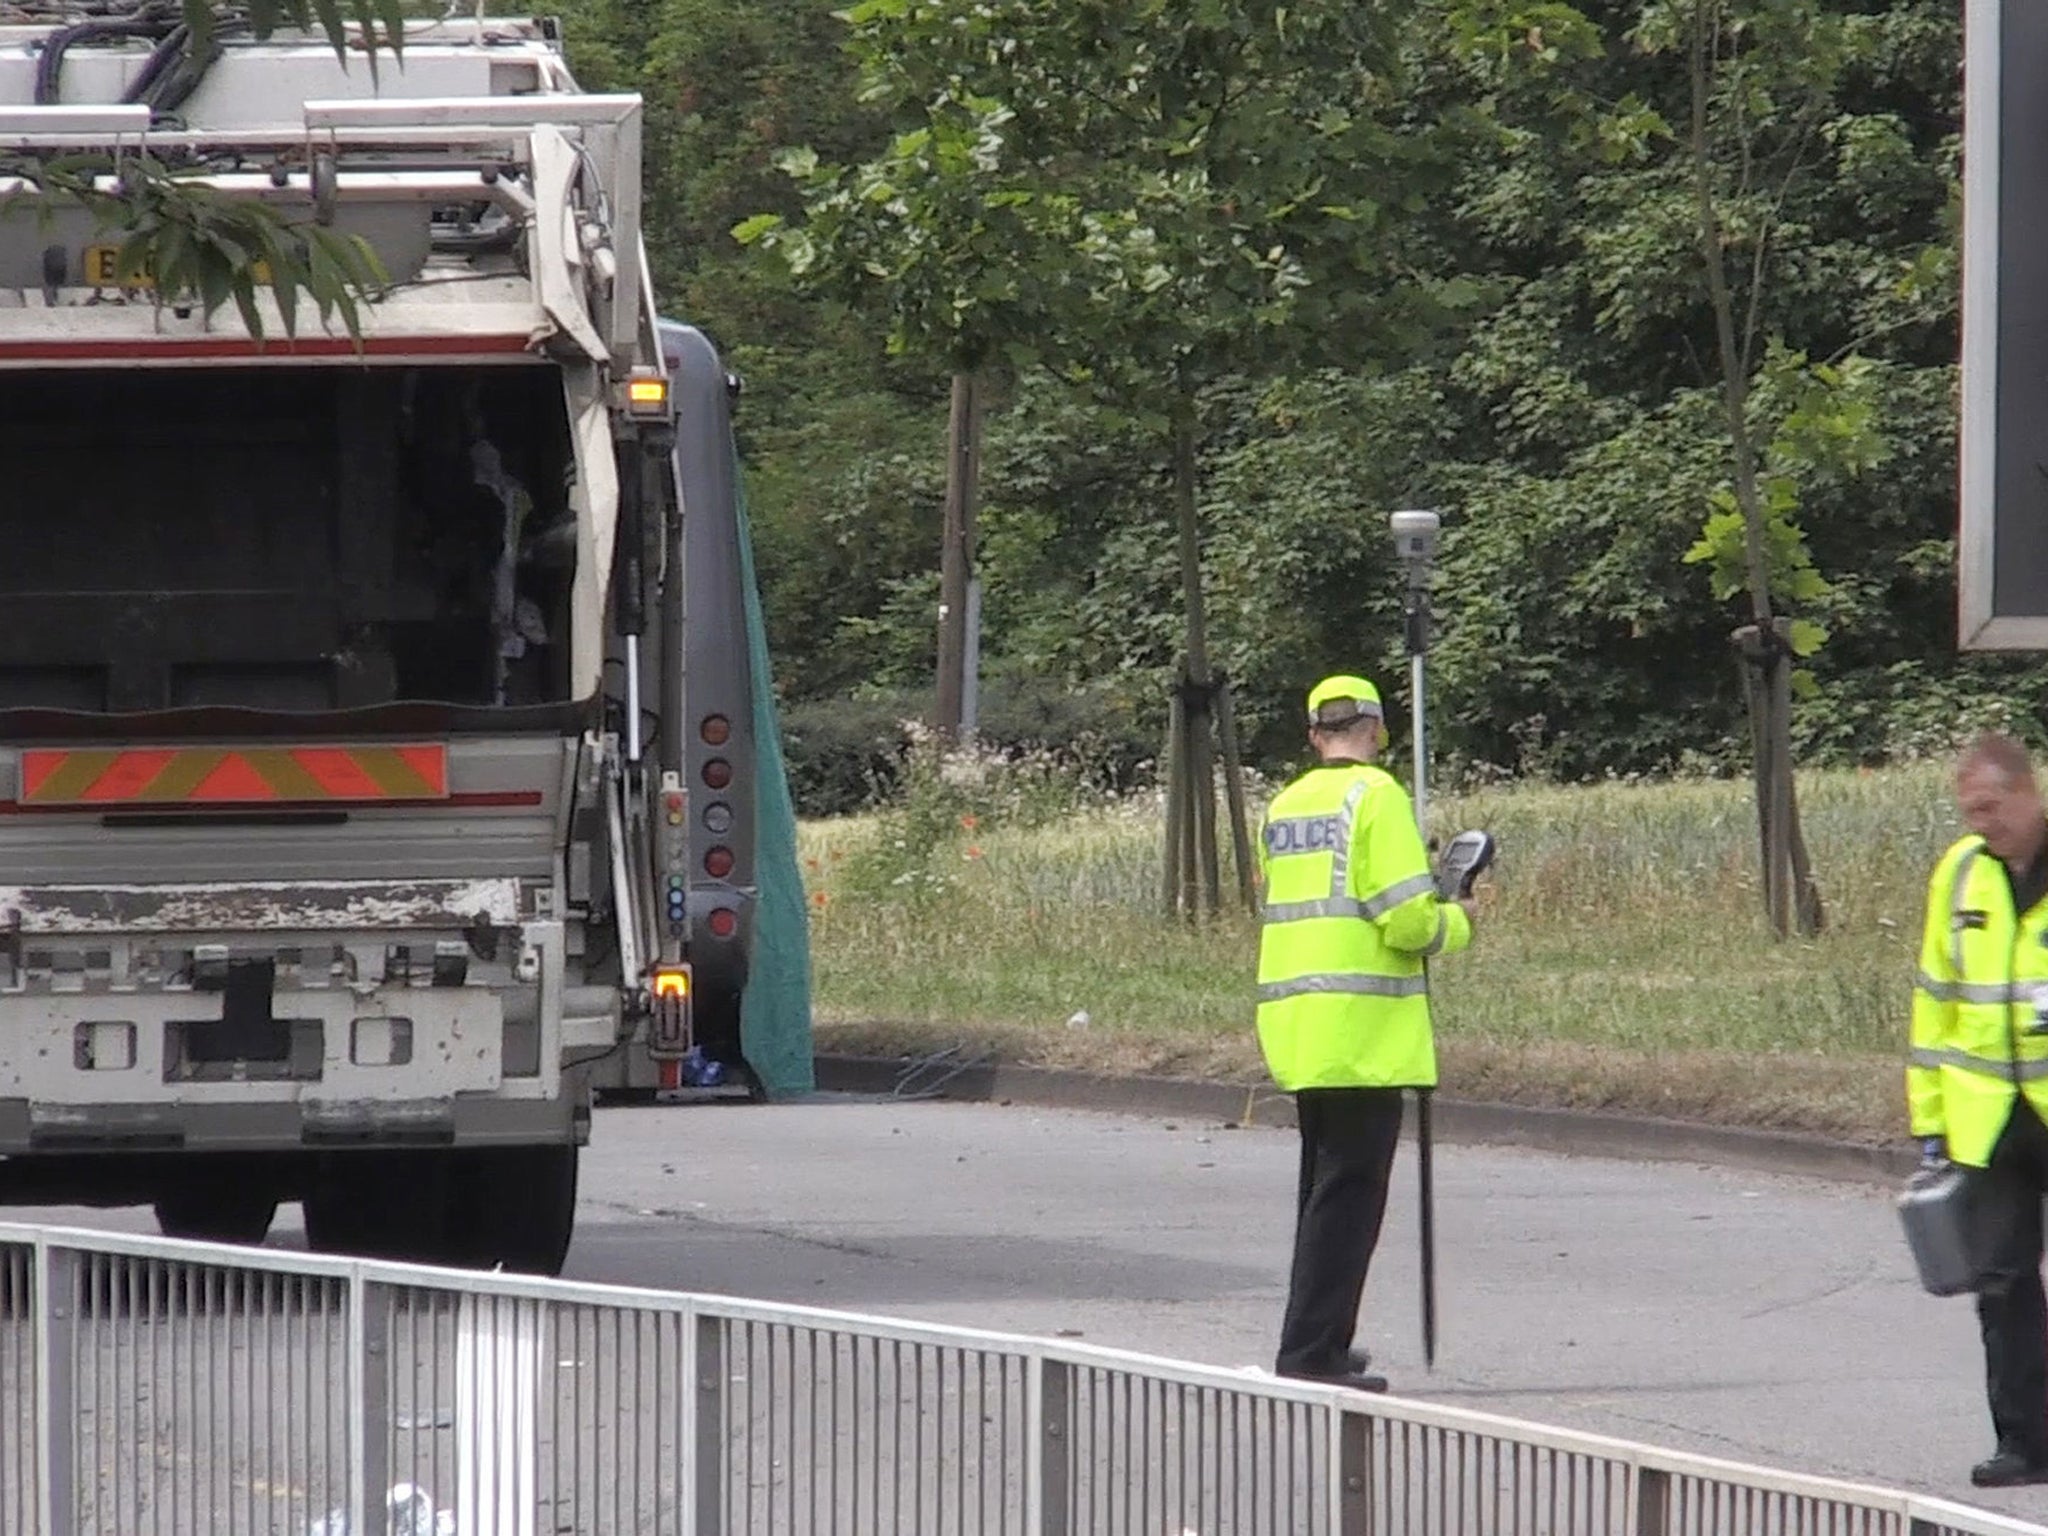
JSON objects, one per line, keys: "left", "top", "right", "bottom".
{"left": 301, "top": 1181, "right": 379, "bottom": 1257}
{"left": 305, "top": 1149, "right": 575, "bottom": 1273}
{"left": 453, "top": 1146, "right": 578, "bottom": 1276}
{"left": 304, "top": 1155, "right": 455, "bottom": 1264}
{"left": 154, "top": 1189, "right": 279, "bottom": 1245}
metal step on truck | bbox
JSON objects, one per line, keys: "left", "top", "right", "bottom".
{"left": 0, "top": 8, "right": 768, "bottom": 1273}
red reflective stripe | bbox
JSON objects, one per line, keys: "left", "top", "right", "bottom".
{"left": 397, "top": 745, "right": 450, "bottom": 793}
{"left": 289, "top": 747, "right": 386, "bottom": 800}
{"left": 13, "top": 744, "right": 461, "bottom": 804}
{"left": 447, "top": 790, "right": 543, "bottom": 809}
{"left": 81, "top": 749, "right": 177, "bottom": 803}
{"left": 0, "top": 789, "right": 544, "bottom": 813}
{"left": 189, "top": 755, "right": 279, "bottom": 802}
{"left": 20, "top": 750, "right": 65, "bottom": 799}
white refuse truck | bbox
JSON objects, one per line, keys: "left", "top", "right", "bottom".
{"left": 0, "top": 8, "right": 765, "bottom": 1272}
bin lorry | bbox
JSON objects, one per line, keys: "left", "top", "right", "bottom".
{"left": 0, "top": 7, "right": 765, "bottom": 1272}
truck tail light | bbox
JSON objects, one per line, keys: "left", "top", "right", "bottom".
{"left": 650, "top": 965, "right": 691, "bottom": 1054}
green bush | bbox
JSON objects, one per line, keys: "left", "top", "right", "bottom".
{"left": 973, "top": 672, "right": 1160, "bottom": 797}
{"left": 778, "top": 675, "right": 1162, "bottom": 818}
{"left": 778, "top": 696, "right": 914, "bottom": 818}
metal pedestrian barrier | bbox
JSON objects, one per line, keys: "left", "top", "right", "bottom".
{"left": 0, "top": 1221, "right": 2039, "bottom": 1536}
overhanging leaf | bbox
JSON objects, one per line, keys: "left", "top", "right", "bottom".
{"left": 1787, "top": 618, "right": 1828, "bottom": 657}
{"left": 2, "top": 152, "right": 385, "bottom": 347}
{"left": 184, "top": 0, "right": 406, "bottom": 72}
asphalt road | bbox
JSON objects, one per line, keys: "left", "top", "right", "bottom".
{"left": 21, "top": 1094, "right": 2043, "bottom": 1524}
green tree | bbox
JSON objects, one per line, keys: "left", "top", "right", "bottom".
{"left": 747, "top": 0, "right": 1466, "bottom": 915}
{"left": 495, "top": 0, "right": 1993, "bottom": 808}
{"left": 1413, "top": 0, "right": 1959, "bottom": 930}
{"left": 739, "top": 84, "right": 1087, "bottom": 743}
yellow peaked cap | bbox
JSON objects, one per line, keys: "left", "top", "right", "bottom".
{"left": 1305, "top": 674, "right": 1382, "bottom": 723}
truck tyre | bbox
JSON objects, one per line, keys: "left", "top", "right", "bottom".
{"left": 452, "top": 1145, "right": 578, "bottom": 1276}
{"left": 305, "top": 1149, "right": 575, "bottom": 1275}
{"left": 301, "top": 1180, "right": 384, "bottom": 1258}
{"left": 154, "top": 1189, "right": 279, "bottom": 1245}
{"left": 304, "top": 1154, "right": 455, "bottom": 1265}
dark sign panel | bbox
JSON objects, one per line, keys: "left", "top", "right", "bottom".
{"left": 1960, "top": 0, "right": 2048, "bottom": 646}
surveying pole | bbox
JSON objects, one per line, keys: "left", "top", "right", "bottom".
{"left": 1390, "top": 510, "right": 1439, "bottom": 832}
{"left": 1390, "top": 508, "right": 1441, "bottom": 1370}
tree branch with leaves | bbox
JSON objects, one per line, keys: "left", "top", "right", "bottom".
{"left": 177, "top": 0, "right": 408, "bottom": 60}
{"left": 2, "top": 152, "right": 388, "bottom": 340}
{"left": 0, "top": 2, "right": 415, "bottom": 339}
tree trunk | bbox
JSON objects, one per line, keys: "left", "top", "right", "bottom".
{"left": 1692, "top": 2, "right": 1824, "bottom": 939}
{"left": 1734, "top": 624, "right": 1825, "bottom": 938}
{"left": 1772, "top": 628, "right": 1825, "bottom": 935}
{"left": 1172, "top": 392, "right": 1221, "bottom": 916}
{"left": 1736, "top": 634, "right": 1776, "bottom": 923}
{"left": 935, "top": 370, "right": 982, "bottom": 740}
{"left": 1216, "top": 675, "right": 1257, "bottom": 915}
{"left": 1163, "top": 687, "right": 1187, "bottom": 919}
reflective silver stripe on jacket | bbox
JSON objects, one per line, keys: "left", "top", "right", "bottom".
{"left": 1421, "top": 908, "right": 1450, "bottom": 957}
{"left": 1257, "top": 972, "right": 1430, "bottom": 1003}
{"left": 1263, "top": 896, "right": 1365, "bottom": 922}
{"left": 1262, "top": 774, "right": 1427, "bottom": 925}
{"left": 1263, "top": 873, "right": 1436, "bottom": 925}
{"left": 1914, "top": 972, "right": 2027, "bottom": 1006}
{"left": 1326, "top": 780, "right": 1369, "bottom": 900}
{"left": 1922, "top": 1047, "right": 2048, "bottom": 1082}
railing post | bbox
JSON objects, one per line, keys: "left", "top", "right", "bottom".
{"left": 690, "top": 1312, "right": 725, "bottom": 1536}
{"left": 1336, "top": 1406, "right": 1373, "bottom": 1536}
{"left": 32, "top": 1243, "right": 76, "bottom": 1536}
{"left": 1030, "top": 1356, "right": 1073, "bottom": 1535}
{"left": 456, "top": 1294, "right": 539, "bottom": 1536}
{"left": 1634, "top": 1464, "right": 1671, "bottom": 1536}
{"left": 348, "top": 1273, "right": 392, "bottom": 1533}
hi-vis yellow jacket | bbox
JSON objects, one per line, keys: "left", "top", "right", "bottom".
{"left": 1255, "top": 762, "right": 1470, "bottom": 1091}
{"left": 1911, "top": 834, "right": 2048, "bottom": 1167}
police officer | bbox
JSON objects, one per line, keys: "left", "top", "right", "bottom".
{"left": 1256, "top": 674, "right": 1475, "bottom": 1392}
{"left": 1913, "top": 732, "right": 2048, "bottom": 1487}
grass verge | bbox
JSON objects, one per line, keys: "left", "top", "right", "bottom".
{"left": 797, "top": 761, "right": 1960, "bottom": 1144}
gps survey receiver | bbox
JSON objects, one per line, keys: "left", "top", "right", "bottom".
{"left": 1435, "top": 829, "right": 1498, "bottom": 902}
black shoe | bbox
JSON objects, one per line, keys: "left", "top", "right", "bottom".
{"left": 1278, "top": 1347, "right": 1373, "bottom": 1373}
{"left": 1310, "top": 1368, "right": 1390, "bottom": 1394}
{"left": 1278, "top": 1363, "right": 1389, "bottom": 1394}
{"left": 1971, "top": 1449, "right": 2048, "bottom": 1488}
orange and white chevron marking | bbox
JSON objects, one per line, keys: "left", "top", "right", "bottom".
{"left": 18, "top": 745, "right": 450, "bottom": 807}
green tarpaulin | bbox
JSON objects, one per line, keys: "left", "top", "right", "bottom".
{"left": 733, "top": 463, "right": 816, "bottom": 1099}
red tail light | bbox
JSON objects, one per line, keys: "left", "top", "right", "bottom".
{"left": 708, "top": 907, "right": 738, "bottom": 939}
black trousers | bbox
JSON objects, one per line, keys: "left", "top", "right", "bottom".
{"left": 1275, "top": 1086, "right": 1405, "bottom": 1376}
{"left": 1976, "top": 1097, "right": 2048, "bottom": 1458}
